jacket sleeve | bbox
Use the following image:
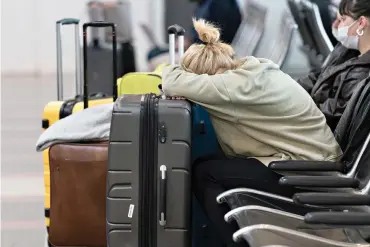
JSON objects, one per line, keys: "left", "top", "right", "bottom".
{"left": 320, "top": 67, "right": 368, "bottom": 131}
{"left": 161, "top": 65, "right": 231, "bottom": 104}
{"left": 340, "top": 67, "right": 369, "bottom": 105}
{"left": 298, "top": 44, "right": 360, "bottom": 94}
{"left": 297, "top": 69, "right": 320, "bottom": 93}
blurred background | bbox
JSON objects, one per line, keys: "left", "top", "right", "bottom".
{"left": 1, "top": 0, "right": 316, "bottom": 76}
{"left": 1, "top": 0, "right": 339, "bottom": 246}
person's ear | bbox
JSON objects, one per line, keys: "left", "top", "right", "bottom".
{"left": 358, "top": 16, "right": 369, "bottom": 30}
{"left": 357, "top": 16, "right": 369, "bottom": 36}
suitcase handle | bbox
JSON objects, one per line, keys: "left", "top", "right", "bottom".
{"left": 56, "top": 18, "right": 82, "bottom": 101}
{"left": 167, "top": 25, "right": 185, "bottom": 65}
{"left": 84, "top": 21, "right": 116, "bottom": 28}
{"left": 82, "top": 21, "right": 118, "bottom": 109}
{"left": 57, "top": 18, "right": 80, "bottom": 25}
{"left": 159, "top": 165, "right": 167, "bottom": 226}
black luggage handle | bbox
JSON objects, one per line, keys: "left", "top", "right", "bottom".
{"left": 84, "top": 21, "right": 116, "bottom": 28}
{"left": 167, "top": 24, "right": 186, "bottom": 35}
{"left": 159, "top": 165, "right": 167, "bottom": 226}
{"left": 82, "top": 21, "right": 118, "bottom": 109}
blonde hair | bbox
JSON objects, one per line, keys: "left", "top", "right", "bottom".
{"left": 182, "top": 18, "right": 243, "bottom": 75}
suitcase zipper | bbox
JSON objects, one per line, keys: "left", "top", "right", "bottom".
{"left": 139, "top": 94, "right": 149, "bottom": 247}
{"left": 150, "top": 95, "right": 159, "bottom": 247}
{"left": 139, "top": 94, "right": 158, "bottom": 247}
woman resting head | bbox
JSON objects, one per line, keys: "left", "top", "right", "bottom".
{"left": 162, "top": 18, "right": 342, "bottom": 166}
{"left": 181, "top": 18, "right": 244, "bottom": 75}
{"left": 162, "top": 16, "right": 343, "bottom": 247}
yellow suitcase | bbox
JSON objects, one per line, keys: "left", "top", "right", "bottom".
{"left": 117, "top": 63, "right": 164, "bottom": 95}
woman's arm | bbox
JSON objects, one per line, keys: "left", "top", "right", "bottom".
{"left": 297, "top": 70, "right": 320, "bottom": 93}
{"left": 320, "top": 67, "right": 368, "bottom": 130}
{"left": 162, "top": 65, "right": 231, "bottom": 104}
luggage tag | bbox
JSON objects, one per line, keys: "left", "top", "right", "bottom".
{"left": 158, "top": 84, "right": 166, "bottom": 99}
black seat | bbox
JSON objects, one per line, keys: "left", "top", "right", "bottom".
{"left": 287, "top": 0, "right": 323, "bottom": 69}
{"left": 287, "top": 0, "right": 316, "bottom": 50}
{"left": 301, "top": 0, "right": 334, "bottom": 59}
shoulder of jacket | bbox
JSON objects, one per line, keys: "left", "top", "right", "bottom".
{"left": 346, "top": 65, "right": 370, "bottom": 74}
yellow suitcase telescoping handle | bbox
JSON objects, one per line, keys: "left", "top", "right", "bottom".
{"left": 82, "top": 21, "right": 118, "bottom": 109}
{"left": 56, "top": 18, "right": 82, "bottom": 101}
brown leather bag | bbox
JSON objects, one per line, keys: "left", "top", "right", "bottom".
{"left": 48, "top": 142, "right": 108, "bottom": 247}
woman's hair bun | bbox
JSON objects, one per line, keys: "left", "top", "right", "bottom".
{"left": 193, "top": 18, "right": 220, "bottom": 44}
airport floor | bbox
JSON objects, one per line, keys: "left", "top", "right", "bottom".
{"left": 1, "top": 74, "right": 76, "bottom": 247}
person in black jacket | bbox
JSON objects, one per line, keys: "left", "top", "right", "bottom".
{"left": 298, "top": 0, "right": 370, "bottom": 131}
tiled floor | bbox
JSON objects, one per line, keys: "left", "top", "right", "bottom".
{"left": 1, "top": 74, "right": 76, "bottom": 247}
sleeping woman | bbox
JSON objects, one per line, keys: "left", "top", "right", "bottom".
{"left": 162, "top": 18, "right": 342, "bottom": 247}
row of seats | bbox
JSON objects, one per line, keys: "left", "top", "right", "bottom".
{"left": 232, "top": 1, "right": 267, "bottom": 58}
{"left": 288, "top": 0, "right": 335, "bottom": 69}
{"left": 212, "top": 69, "right": 370, "bottom": 246}
{"left": 233, "top": 0, "right": 297, "bottom": 68}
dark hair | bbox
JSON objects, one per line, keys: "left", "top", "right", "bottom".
{"left": 339, "top": 0, "right": 370, "bottom": 19}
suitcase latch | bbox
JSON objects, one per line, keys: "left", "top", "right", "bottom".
{"left": 158, "top": 123, "right": 167, "bottom": 143}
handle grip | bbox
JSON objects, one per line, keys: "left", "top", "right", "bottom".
{"left": 57, "top": 18, "right": 80, "bottom": 25}
{"left": 167, "top": 25, "right": 186, "bottom": 35}
{"left": 83, "top": 21, "right": 115, "bottom": 29}
{"left": 82, "top": 21, "right": 118, "bottom": 109}
{"left": 168, "top": 24, "right": 186, "bottom": 65}
{"left": 159, "top": 165, "right": 167, "bottom": 226}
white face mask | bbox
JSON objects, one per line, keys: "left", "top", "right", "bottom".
{"left": 337, "top": 20, "right": 360, "bottom": 50}
{"left": 332, "top": 28, "right": 339, "bottom": 40}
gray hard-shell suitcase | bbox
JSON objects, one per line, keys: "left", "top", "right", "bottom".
{"left": 107, "top": 94, "right": 192, "bottom": 247}
{"left": 106, "top": 25, "right": 192, "bottom": 247}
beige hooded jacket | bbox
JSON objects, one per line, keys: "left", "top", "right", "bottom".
{"left": 162, "top": 57, "right": 343, "bottom": 165}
